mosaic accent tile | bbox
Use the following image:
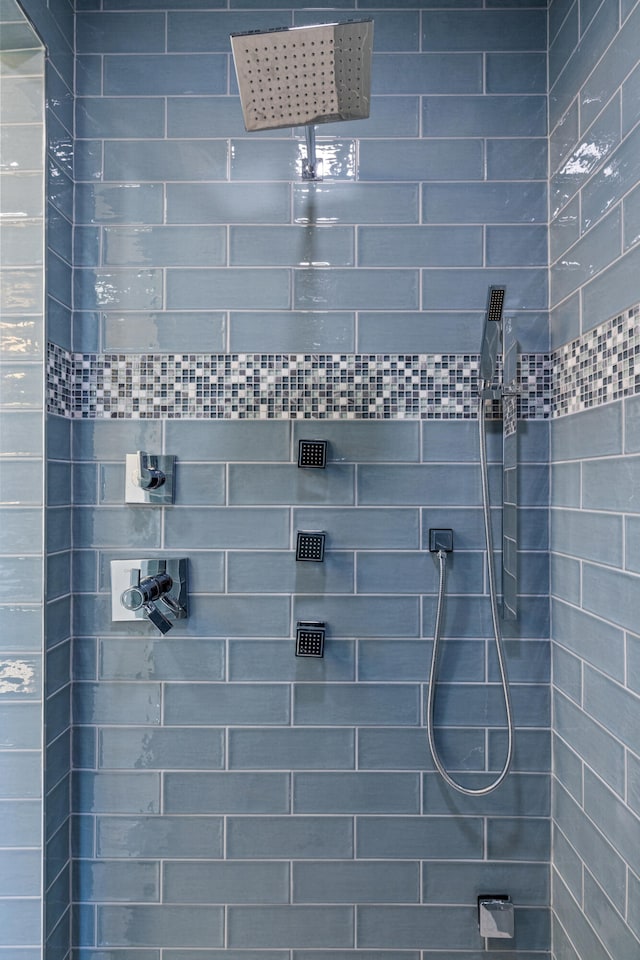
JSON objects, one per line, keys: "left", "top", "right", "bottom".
{"left": 46, "top": 345, "right": 552, "bottom": 421}
{"left": 552, "top": 303, "right": 640, "bottom": 417}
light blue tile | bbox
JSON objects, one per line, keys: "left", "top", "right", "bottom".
{"left": 231, "top": 139, "right": 356, "bottom": 183}
{"left": 294, "top": 861, "right": 419, "bottom": 904}
{"left": 72, "top": 418, "right": 162, "bottom": 462}
{"left": 227, "top": 551, "right": 354, "bottom": 595}
{"left": 554, "top": 689, "right": 625, "bottom": 796}
{"left": 0, "top": 703, "right": 41, "bottom": 748}
{"left": 103, "top": 226, "right": 226, "bottom": 267}
{"left": 230, "top": 226, "right": 353, "bottom": 268}
{"left": 624, "top": 181, "right": 640, "bottom": 250}
{"left": 0, "top": 557, "right": 43, "bottom": 602}
{"left": 551, "top": 207, "right": 622, "bottom": 306}
{"left": 164, "top": 683, "right": 289, "bottom": 726}
{"left": 425, "top": 769, "right": 549, "bottom": 817}
{"left": 73, "top": 860, "right": 159, "bottom": 902}
{"left": 164, "top": 862, "right": 290, "bottom": 904}
{"left": 74, "top": 140, "right": 103, "bottom": 182}
{"left": 229, "top": 463, "right": 354, "bottom": 505}
{"left": 294, "top": 772, "right": 419, "bottom": 814}
{"left": 550, "top": 293, "right": 580, "bottom": 348}
{"left": 73, "top": 505, "right": 161, "bottom": 548}
{"left": 294, "top": 421, "right": 420, "bottom": 463}
{"left": 167, "top": 96, "right": 278, "bottom": 138}
{"left": 550, "top": 100, "right": 579, "bottom": 176}
{"left": 551, "top": 553, "right": 581, "bottom": 604}
{"left": 554, "top": 821, "right": 583, "bottom": 900}
{"left": 293, "top": 596, "right": 419, "bottom": 638}
{"left": 99, "top": 728, "right": 224, "bottom": 770}
{"left": 228, "top": 639, "right": 355, "bottom": 683}
{"left": 356, "top": 552, "right": 483, "bottom": 595}
{"left": 553, "top": 596, "right": 625, "bottom": 681}
{"left": 622, "top": 60, "right": 640, "bottom": 135}
{"left": 321, "top": 96, "right": 419, "bottom": 138}
{"left": 165, "top": 507, "right": 288, "bottom": 548}
{"left": 103, "top": 311, "right": 226, "bottom": 353}
{"left": 552, "top": 643, "right": 582, "bottom": 703}
{"left": 0, "top": 269, "right": 43, "bottom": 315}
{"left": 423, "top": 96, "right": 546, "bottom": 137}
{"left": 581, "top": 2, "right": 640, "bottom": 131}
{"left": 74, "top": 54, "right": 102, "bottom": 96}
{"left": 228, "top": 728, "right": 354, "bottom": 770}
{"left": 0, "top": 314, "right": 43, "bottom": 359}
{"left": 358, "top": 464, "right": 479, "bottom": 506}
{"left": 168, "top": 10, "right": 289, "bottom": 52}
{"left": 74, "top": 268, "right": 162, "bottom": 311}
{"left": 294, "top": 9, "right": 417, "bottom": 52}
{"left": 74, "top": 682, "right": 161, "bottom": 725}
{"left": 0, "top": 75, "right": 43, "bottom": 124}
{"left": 422, "top": 9, "right": 546, "bottom": 50}
{"left": 0, "top": 849, "right": 39, "bottom": 897}
{"left": 582, "top": 244, "right": 640, "bottom": 333}
{"left": 166, "top": 268, "right": 289, "bottom": 310}
{"left": 103, "top": 53, "right": 227, "bottom": 95}
{"left": 294, "top": 268, "right": 418, "bottom": 311}
{"left": 551, "top": 508, "right": 622, "bottom": 566}
{"left": 552, "top": 869, "right": 614, "bottom": 960}
{"left": 355, "top": 815, "right": 482, "bottom": 859}
{"left": 164, "top": 773, "right": 289, "bottom": 813}
{"left": 294, "top": 182, "right": 418, "bottom": 225}
{"left": 73, "top": 771, "right": 160, "bottom": 814}
{"left": 584, "top": 455, "right": 640, "bottom": 512}
{"left": 294, "top": 683, "right": 419, "bottom": 726}
{"left": 164, "top": 421, "right": 289, "bottom": 461}
{"left": 423, "top": 860, "right": 548, "bottom": 905}
{"left": 105, "top": 140, "right": 227, "bottom": 182}
{"left": 583, "top": 559, "right": 640, "bottom": 635}
{"left": 357, "top": 726, "right": 484, "bottom": 772}
{"left": 359, "top": 139, "right": 482, "bottom": 182}
{"left": 583, "top": 869, "right": 640, "bottom": 960}
{"left": 0, "top": 364, "right": 42, "bottom": 408}
{"left": 425, "top": 267, "right": 547, "bottom": 310}
{"left": 553, "top": 732, "right": 584, "bottom": 804}
{"left": 582, "top": 122, "right": 640, "bottom": 232}
{"left": 227, "top": 815, "right": 352, "bottom": 859}
{"left": 229, "top": 311, "right": 355, "bottom": 352}
{"left": 0, "top": 123, "right": 43, "bottom": 174}
{"left": 424, "top": 182, "right": 547, "bottom": 224}
{"left": 488, "top": 138, "right": 547, "bottom": 184}
{"left": 625, "top": 515, "right": 640, "bottom": 573}
{"left": 358, "top": 226, "right": 482, "bottom": 267}
{"left": 75, "top": 184, "right": 163, "bottom": 225}
{"left": 77, "top": 12, "right": 165, "bottom": 52}
{"left": 96, "top": 815, "right": 223, "bottom": 859}
{"left": 227, "top": 906, "right": 353, "bottom": 949}
{"left": 372, "top": 53, "right": 482, "bottom": 95}
{"left": 486, "top": 226, "right": 547, "bottom": 267}
{"left": 549, "top": 1, "right": 579, "bottom": 87}
{"left": 584, "top": 663, "right": 640, "bottom": 754}
{"left": 584, "top": 766, "right": 640, "bottom": 880}
{"left": 551, "top": 195, "right": 580, "bottom": 264}
{"left": 0, "top": 900, "right": 40, "bottom": 946}
{"left": 0, "top": 222, "right": 43, "bottom": 268}
{"left": 97, "top": 905, "right": 223, "bottom": 948}
{"left": 357, "top": 905, "right": 473, "bottom": 950}
{"left": 164, "top": 953, "right": 287, "bottom": 960}
{"left": 357, "top": 311, "right": 477, "bottom": 354}
{"left": 490, "top": 727, "right": 550, "bottom": 774}
{"left": 0, "top": 459, "right": 42, "bottom": 505}
{"left": 76, "top": 97, "right": 164, "bottom": 139}
{"left": 486, "top": 52, "right": 547, "bottom": 93}
{"left": 486, "top": 817, "right": 550, "bottom": 861}
{"left": 552, "top": 404, "right": 622, "bottom": 460}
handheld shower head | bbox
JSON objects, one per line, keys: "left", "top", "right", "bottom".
{"left": 479, "top": 285, "right": 505, "bottom": 383}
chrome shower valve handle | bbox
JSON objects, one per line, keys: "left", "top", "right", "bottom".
{"left": 132, "top": 451, "right": 166, "bottom": 490}
{"left": 120, "top": 569, "right": 175, "bottom": 634}
{"left": 111, "top": 558, "right": 189, "bottom": 634}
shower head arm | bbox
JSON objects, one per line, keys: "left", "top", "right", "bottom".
{"left": 302, "top": 125, "right": 321, "bottom": 181}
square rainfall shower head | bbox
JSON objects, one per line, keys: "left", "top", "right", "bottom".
{"left": 230, "top": 19, "right": 373, "bottom": 132}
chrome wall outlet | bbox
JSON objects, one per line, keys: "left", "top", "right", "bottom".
{"left": 125, "top": 451, "right": 175, "bottom": 504}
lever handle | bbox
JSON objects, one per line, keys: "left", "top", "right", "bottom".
{"left": 143, "top": 602, "right": 173, "bottom": 635}
{"left": 133, "top": 451, "right": 166, "bottom": 490}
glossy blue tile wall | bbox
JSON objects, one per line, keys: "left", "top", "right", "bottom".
{"left": 67, "top": 5, "right": 550, "bottom": 955}
{"left": 549, "top": 3, "right": 640, "bottom": 959}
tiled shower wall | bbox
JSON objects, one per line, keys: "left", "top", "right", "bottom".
{"left": 549, "top": 2, "right": 640, "bottom": 959}
{"left": 67, "top": 3, "right": 551, "bottom": 958}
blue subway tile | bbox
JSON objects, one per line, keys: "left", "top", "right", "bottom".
{"left": 551, "top": 208, "right": 622, "bottom": 306}
{"left": 0, "top": 901, "right": 41, "bottom": 947}
{"left": 582, "top": 243, "right": 640, "bottom": 327}
{"left": 372, "top": 53, "right": 482, "bottom": 95}
{"left": 74, "top": 268, "right": 163, "bottom": 311}
{"left": 168, "top": 183, "right": 290, "bottom": 224}
{"left": 584, "top": 663, "right": 640, "bottom": 755}
{"left": 583, "top": 123, "right": 640, "bottom": 232}
{"left": 357, "top": 905, "right": 474, "bottom": 949}
{"left": 359, "top": 139, "right": 482, "bottom": 182}
{"left": 583, "top": 560, "right": 640, "bottom": 635}
{"left": 226, "top": 816, "right": 353, "bottom": 859}
{"left": 424, "top": 183, "right": 547, "bottom": 224}
{"left": 293, "top": 182, "right": 418, "bottom": 225}
{"left": 583, "top": 868, "right": 640, "bottom": 960}
{"left": 358, "top": 226, "right": 482, "bottom": 267}
{"left": 554, "top": 690, "right": 625, "bottom": 797}
{"left": 99, "top": 728, "right": 224, "bottom": 770}
{"left": 164, "top": 507, "right": 289, "bottom": 548}
{"left": 584, "top": 767, "right": 640, "bottom": 880}
{"left": 73, "top": 860, "right": 159, "bottom": 902}
{"left": 549, "top": 1, "right": 579, "bottom": 87}
{"left": 164, "top": 420, "right": 290, "bottom": 461}
{"left": 356, "top": 552, "right": 483, "bottom": 596}
{"left": 74, "top": 682, "right": 161, "bottom": 725}
{"left": 103, "top": 311, "right": 226, "bottom": 353}
{"left": 164, "top": 683, "right": 290, "bottom": 726}
{"left": 103, "top": 54, "right": 227, "bottom": 95}
{"left": 77, "top": 12, "right": 165, "bottom": 52}
{"left": 96, "top": 815, "right": 223, "bottom": 859}
{"left": 97, "top": 905, "right": 223, "bottom": 948}
{"left": 164, "top": 773, "right": 290, "bottom": 813}
{"left": 552, "top": 643, "right": 582, "bottom": 704}
{"left": 623, "top": 61, "right": 640, "bottom": 135}
{"left": 322, "top": 96, "right": 419, "bottom": 138}
{"left": 228, "top": 463, "right": 354, "bottom": 505}
{"left": 229, "top": 311, "right": 355, "bottom": 353}
{"left": 551, "top": 404, "right": 622, "bottom": 460}
{"left": 550, "top": 508, "right": 622, "bottom": 567}
{"left": 231, "top": 139, "right": 356, "bottom": 183}
{"left": 228, "top": 639, "right": 355, "bottom": 683}
{"left": 293, "top": 860, "right": 419, "bottom": 904}
{"left": 166, "top": 268, "right": 290, "bottom": 310}
{"left": 103, "top": 226, "right": 226, "bottom": 267}
{"left": 423, "top": 860, "right": 548, "bottom": 905}
{"left": 422, "top": 9, "right": 546, "bottom": 51}
{"left": 294, "top": 683, "right": 419, "bottom": 726}
{"left": 294, "top": 421, "right": 420, "bottom": 463}
{"left": 73, "top": 771, "right": 161, "bottom": 814}
{"left": 293, "top": 596, "right": 419, "bottom": 637}
{"left": 75, "top": 184, "right": 164, "bottom": 225}
{"left": 358, "top": 727, "right": 485, "bottom": 772}
{"left": 294, "top": 269, "right": 418, "bottom": 311}
{"left": 0, "top": 849, "right": 40, "bottom": 897}
{"left": 295, "top": 9, "right": 417, "bottom": 52}
{"left": 485, "top": 225, "right": 547, "bottom": 266}
{"left": 551, "top": 554, "right": 581, "bottom": 604}
{"left": 73, "top": 505, "right": 161, "bottom": 548}
{"left": 168, "top": 10, "right": 289, "bottom": 52}
{"left": 0, "top": 459, "right": 42, "bottom": 506}
{"left": 423, "top": 96, "right": 546, "bottom": 138}
{"left": 581, "top": 3, "right": 640, "bottom": 131}
{"left": 167, "top": 95, "right": 282, "bottom": 138}
{"left": 0, "top": 507, "right": 42, "bottom": 552}
{"left": 293, "top": 772, "right": 419, "bottom": 814}
{"left": 76, "top": 98, "right": 165, "bottom": 139}
{"left": 358, "top": 464, "right": 479, "bottom": 506}
{"left": 424, "top": 771, "right": 549, "bottom": 817}
{"left": 358, "top": 814, "right": 483, "bottom": 860}
{"left": 228, "top": 728, "right": 354, "bottom": 770}
{"left": 104, "top": 140, "right": 228, "bottom": 183}
{"left": 164, "top": 861, "right": 290, "bottom": 904}
{"left": 551, "top": 461, "right": 581, "bottom": 507}
{"left": 227, "top": 906, "right": 353, "bottom": 949}
{"left": 227, "top": 551, "right": 354, "bottom": 595}
{"left": 486, "top": 52, "right": 547, "bottom": 93}
{"left": 230, "top": 226, "right": 354, "bottom": 267}
{"left": 624, "top": 181, "right": 640, "bottom": 251}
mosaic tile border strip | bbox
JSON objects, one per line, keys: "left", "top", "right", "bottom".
{"left": 553, "top": 303, "right": 640, "bottom": 416}
{"left": 46, "top": 346, "right": 551, "bottom": 420}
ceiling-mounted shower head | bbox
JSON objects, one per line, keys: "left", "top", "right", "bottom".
{"left": 230, "top": 19, "right": 374, "bottom": 133}
{"left": 479, "top": 285, "right": 506, "bottom": 383}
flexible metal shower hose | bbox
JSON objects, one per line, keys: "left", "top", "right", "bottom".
{"left": 426, "top": 386, "right": 514, "bottom": 796}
